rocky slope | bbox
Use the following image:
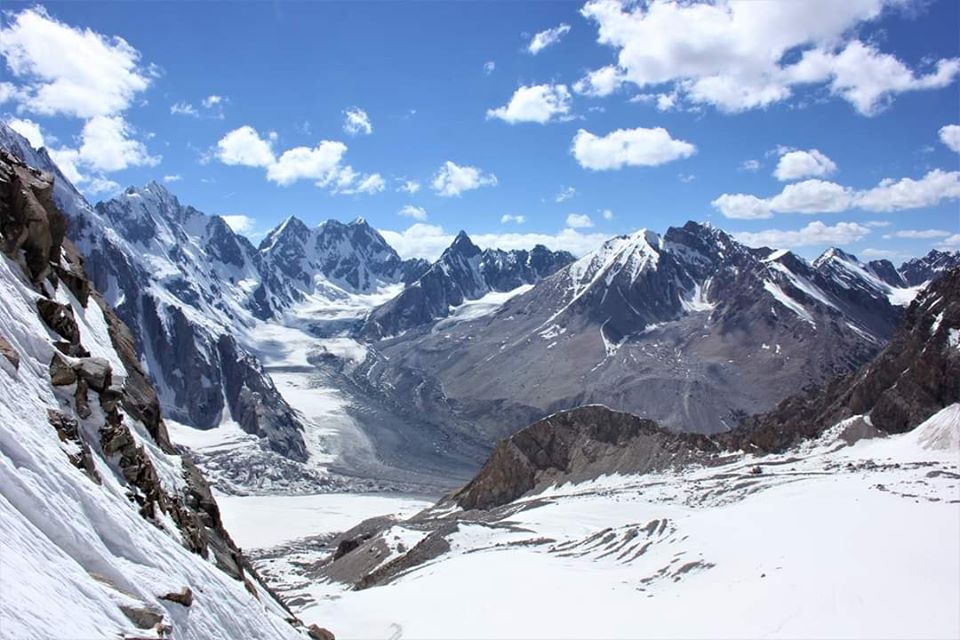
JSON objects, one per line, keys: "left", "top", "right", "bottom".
{"left": 899, "top": 249, "right": 960, "bottom": 286}
{"left": 0, "top": 150, "right": 326, "bottom": 639}
{"left": 361, "top": 232, "right": 573, "bottom": 338}
{"left": 364, "top": 222, "right": 917, "bottom": 440}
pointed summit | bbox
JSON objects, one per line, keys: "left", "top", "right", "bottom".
{"left": 446, "top": 230, "right": 481, "bottom": 258}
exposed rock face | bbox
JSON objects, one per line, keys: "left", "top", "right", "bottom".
{"left": 362, "top": 231, "right": 575, "bottom": 338}
{"left": 0, "top": 333, "right": 18, "bottom": 369}
{"left": 0, "top": 150, "right": 299, "bottom": 628}
{"left": 365, "top": 222, "right": 912, "bottom": 442}
{"left": 453, "top": 405, "right": 722, "bottom": 510}
{"left": 737, "top": 267, "right": 960, "bottom": 451}
{"left": 899, "top": 249, "right": 960, "bottom": 286}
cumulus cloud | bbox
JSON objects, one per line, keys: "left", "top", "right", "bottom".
{"left": 220, "top": 214, "right": 256, "bottom": 234}
{"left": 713, "top": 170, "right": 960, "bottom": 219}
{"left": 566, "top": 213, "right": 594, "bottom": 228}
{"left": 939, "top": 124, "right": 960, "bottom": 153}
{"left": 773, "top": 149, "right": 837, "bottom": 181}
{"left": 0, "top": 6, "right": 153, "bottom": 118}
{"left": 215, "top": 125, "right": 383, "bottom": 195}
{"left": 216, "top": 125, "right": 276, "bottom": 167}
{"left": 431, "top": 161, "right": 497, "bottom": 197}
{"left": 527, "top": 23, "right": 571, "bottom": 55}
{"left": 501, "top": 214, "right": 526, "bottom": 224}
{"left": 937, "top": 234, "right": 960, "bottom": 249}
{"left": 555, "top": 186, "right": 576, "bottom": 202}
{"left": 572, "top": 126, "right": 695, "bottom": 170}
{"left": 573, "top": 65, "right": 625, "bottom": 97}
{"left": 85, "top": 176, "right": 120, "bottom": 196}
{"left": 855, "top": 169, "right": 960, "bottom": 212}
{"left": 5, "top": 117, "right": 44, "bottom": 148}
{"left": 397, "top": 179, "right": 421, "bottom": 194}
{"left": 739, "top": 159, "right": 761, "bottom": 172}
{"left": 78, "top": 115, "right": 159, "bottom": 172}
{"left": 487, "top": 84, "right": 572, "bottom": 124}
{"left": 399, "top": 205, "right": 428, "bottom": 221}
{"left": 380, "top": 223, "right": 607, "bottom": 261}
{"left": 734, "top": 221, "right": 871, "bottom": 249}
{"left": 202, "top": 95, "right": 224, "bottom": 108}
{"left": 577, "top": 0, "right": 959, "bottom": 115}
{"left": 343, "top": 107, "right": 373, "bottom": 136}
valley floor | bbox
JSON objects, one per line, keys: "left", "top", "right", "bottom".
{"left": 229, "top": 408, "right": 959, "bottom": 639}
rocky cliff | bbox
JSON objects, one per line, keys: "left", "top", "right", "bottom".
{"left": 0, "top": 150, "right": 325, "bottom": 639}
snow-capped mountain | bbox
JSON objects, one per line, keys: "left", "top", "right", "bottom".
{"left": 0, "top": 151, "right": 318, "bottom": 639}
{"left": 362, "top": 231, "right": 574, "bottom": 338}
{"left": 247, "top": 270, "right": 960, "bottom": 638}
{"left": 259, "top": 215, "right": 427, "bottom": 300}
{"left": 362, "top": 222, "right": 920, "bottom": 437}
{"left": 900, "top": 248, "right": 960, "bottom": 286}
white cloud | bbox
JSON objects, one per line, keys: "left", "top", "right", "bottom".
{"left": 601, "top": 209, "right": 614, "bottom": 220}
{"left": 734, "top": 221, "right": 871, "bottom": 249}
{"left": 555, "top": 186, "right": 576, "bottom": 202}
{"left": 338, "top": 172, "right": 385, "bottom": 195}
{"left": 527, "top": 23, "right": 571, "bottom": 55}
{"left": 573, "top": 65, "right": 625, "bottom": 97}
{"left": 0, "top": 7, "right": 153, "bottom": 118}
{"left": 774, "top": 149, "right": 837, "bottom": 181}
{"left": 865, "top": 220, "right": 891, "bottom": 227}
{"left": 566, "top": 213, "right": 594, "bottom": 228}
{"left": 78, "top": 115, "right": 159, "bottom": 172}
{"left": 713, "top": 169, "right": 960, "bottom": 219}
{"left": 739, "top": 159, "right": 761, "bottom": 172}
{"left": 47, "top": 147, "right": 83, "bottom": 184}
{"left": 171, "top": 101, "right": 199, "bottom": 117}
{"left": 220, "top": 214, "right": 256, "bottom": 234}
{"left": 202, "top": 95, "right": 224, "bottom": 108}
{"left": 343, "top": 107, "right": 373, "bottom": 136}
{"left": 163, "top": 174, "right": 181, "bottom": 183}
{"left": 6, "top": 117, "right": 44, "bottom": 148}
{"left": 84, "top": 176, "right": 120, "bottom": 195}
{"left": 572, "top": 126, "right": 695, "bottom": 170}
{"left": 380, "top": 223, "right": 607, "bottom": 261}
{"left": 678, "top": 173, "right": 695, "bottom": 183}
{"left": 882, "top": 229, "right": 951, "bottom": 239}
{"left": 487, "top": 84, "right": 572, "bottom": 124}
{"left": 855, "top": 169, "right": 960, "bottom": 212}
{"left": 431, "top": 161, "right": 498, "bottom": 197}
{"left": 399, "top": 205, "right": 428, "bottom": 221}
{"left": 939, "top": 124, "right": 960, "bottom": 153}
{"left": 483, "top": 61, "right": 496, "bottom": 75}
{"left": 578, "top": 0, "right": 959, "bottom": 115}
{"left": 267, "top": 142, "right": 349, "bottom": 186}
{"left": 398, "top": 179, "right": 421, "bottom": 194}
{"left": 501, "top": 214, "right": 526, "bottom": 224}
{"left": 216, "top": 125, "right": 276, "bottom": 167}
{"left": 860, "top": 248, "right": 901, "bottom": 259}
{"left": 937, "top": 234, "right": 960, "bottom": 250}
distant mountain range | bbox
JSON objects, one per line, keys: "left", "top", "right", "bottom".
{"left": 1, "top": 120, "right": 958, "bottom": 491}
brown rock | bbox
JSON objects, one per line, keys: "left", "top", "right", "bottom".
{"left": 49, "top": 353, "right": 76, "bottom": 386}
{"left": 159, "top": 587, "right": 193, "bottom": 607}
{"left": 1, "top": 334, "right": 20, "bottom": 370}
{"left": 75, "top": 356, "right": 111, "bottom": 392}
{"left": 36, "top": 298, "right": 80, "bottom": 345}
{"left": 74, "top": 377, "right": 91, "bottom": 419}
{"left": 307, "top": 625, "right": 336, "bottom": 640}
{"left": 119, "top": 604, "right": 164, "bottom": 629}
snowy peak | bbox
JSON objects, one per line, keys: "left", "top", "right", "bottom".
{"left": 899, "top": 249, "right": 960, "bottom": 287}
{"left": 444, "top": 230, "right": 483, "bottom": 260}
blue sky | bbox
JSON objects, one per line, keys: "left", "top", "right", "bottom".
{"left": 1, "top": 0, "right": 958, "bottom": 261}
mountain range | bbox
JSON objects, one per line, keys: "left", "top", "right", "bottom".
{"left": 1, "top": 120, "right": 958, "bottom": 493}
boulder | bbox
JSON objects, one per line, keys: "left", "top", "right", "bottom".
{"left": 159, "top": 587, "right": 193, "bottom": 607}
{"left": 36, "top": 298, "right": 80, "bottom": 345}
{"left": 0, "top": 334, "right": 19, "bottom": 370}
{"left": 119, "top": 604, "right": 164, "bottom": 629}
{"left": 49, "top": 353, "right": 76, "bottom": 386}
{"left": 307, "top": 625, "right": 336, "bottom": 640}
{"left": 75, "top": 357, "right": 111, "bottom": 392}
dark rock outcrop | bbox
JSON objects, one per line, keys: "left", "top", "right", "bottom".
{"left": 899, "top": 249, "right": 960, "bottom": 286}
{"left": 0, "top": 333, "right": 18, "bottom": 370}
{"left": 453, "top": 405, "right": 723, "bottom": 510}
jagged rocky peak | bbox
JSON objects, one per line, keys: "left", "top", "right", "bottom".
{"left": 900, "top": 249, "right": 960, "bottom": 286}
{"left": 812, "top": 246, "right": 859, "bottom": 269}
{"left": 259, "top": 214, "right": 311, "bottom": 252}
{"left": 446, "top": 230, "right": 482, "bottom": 258}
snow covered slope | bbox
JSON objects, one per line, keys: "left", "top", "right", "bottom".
{"left": 0, "top": 151, "right": 315, "bottom": 640}
{"left": 243, "top": 406, "right": 960, "bottom": 640}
